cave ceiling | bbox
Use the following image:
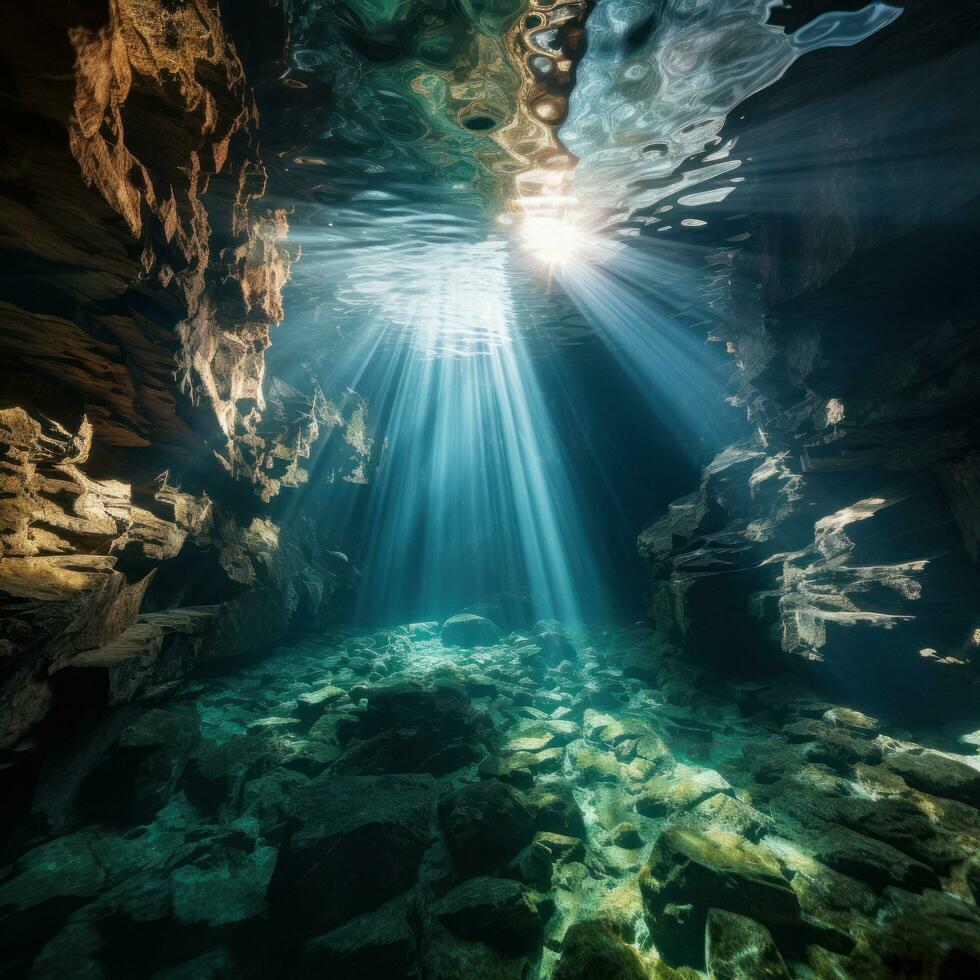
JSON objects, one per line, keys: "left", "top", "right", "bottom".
{"left": 249, "top": 0, "right": 902, "bottom": 370}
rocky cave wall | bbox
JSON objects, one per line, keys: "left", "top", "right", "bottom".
{"left": 639, "top": 0, "right": 980, "bottom": 723}
{"left": 0, "top": 1, "right": 361, "bottom": 759}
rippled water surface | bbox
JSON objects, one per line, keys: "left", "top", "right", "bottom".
{"left": 274, "top": 0, "right": 900, "bottom": 361}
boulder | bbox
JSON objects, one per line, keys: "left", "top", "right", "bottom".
{"left": 239, "top": 768, "right": 309, "bottom": 833}
{"left": 465, "top": 674, "right": 498, "bottom": 699}
{"left": 267, "top": 773, "right": 433, "bottom": 938}
{"left": 553, "top": 920, "right": 648, "bottom": 980}
{"left": 883, "top": 751, "right": 980, "bottom": 807}
{"left": 783, "top": 719, "right": 883, "bottom": 769}
{"left": 463, "top": 603, "right": 507, "bottom": 627}
{"left": 705, "top": 909, "right": 791, "bottom": 979}
{"left": 635, "top": 732, "right": 673, "bottom": 766}
{"left": 432, "top": 877, "right": 541, "bottom": 953}
{"left": 334, "top": 682, "right": 490, "bottom": 776}
{"left": 848, "top": 888, "right": 980, "bottom": 977}
{"left": 170, "top": 842, "right": 277, "bottom": 928}
{"left": 182, "top": 734, "right": 279, "bottom": 813}
{"left": 821, "top": 707, "right": 880, "bottom": 735}
{"left": 505, "top": 719, "right": 579, "bottom": 752}
{"left": 671, "top": 793, "right": 773, "bottom": 843}
{"left": 807, "top": 825, "right": 940, "bottom": 893}
{"left": 534, "top": 629, "right": 577, "bottom": 663}
{"left": 294, "top": 685, "right": 346, "bottom": 723}
{"left": 568, "top": 742, "right": 622, "bottom": 783}
{"left": 827, "top": 794, "right": 968, "bottom": 874}
{"left": 610, "top": 821, "right": 644, "bottom": 849}
{"left": 421, "top": 923, "right": 530, "bottom": 980}
{"left": 0, "top": 828, "right": 146, "bottom": 963}
{"left": 502, "top": 842, "right": 553, "bottom": 891}
{"left": 438, "top": 779, "right": 533, "bottom": 875}
{"left": 640, "top": 829, "right": 800, "bottom": 967}
{"left": 80, "top": 708, "right": 199, "bottom": 824}
{"left": 441, "top": 614, "right": 501, "bottom": 648}
{"left": 525, "top": 783, "right": 586, "bottom": 838}
{"left": 790, "top": 865, "right": 876, "bottom": 931}
{"left": 298, "top": 892, "right": 418, "bottom": 979}
{"left": 635, "top": 768, "right": 733, "bottom": 818}
{"left": 492, "top": 747, "right": 565, "bottom": 779}
{"left": 534, "top": 831, "right": 586, "bottom": 863}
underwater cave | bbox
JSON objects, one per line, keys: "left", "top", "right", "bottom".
{"left": 2, "top": 0, "right": 980, "bottom": 976}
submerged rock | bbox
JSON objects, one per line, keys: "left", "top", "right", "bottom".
{"left": 705, "top": 908, "right": 790, "bottom": 979}
{"left": 534, "top": 831, "right": 586, "bottom": 863}
{"left": 81, "top": 708, "right": 199, "bottom": 824}
{"left": 432, "top": 877, "right": 541, "bottom": 953}
{"left": 421, "top": 922, "right": 530, "bottom": 980}
{"left": 807, "top": 825, "right": 940, "bottom": 893}
{"left": 298, "top": 892, "right": 418, "bottom": 979}
{"left": 438, "top": 779, "right": 533, "bottom": 875}
{"left": 183, "top": 734, "right": 279, "bottom": 814}
{"left": 883, "top": 751, "right": 980, "bottom": 807}
{"left": 525, "top": 783, "right": 586, "bottom": 838}
{"left": 610, "top": 821, "right": 644, "bottom": 849}
{"left": 502, "top": 841, "right": 553, "bottom": 891}
{"left": 822, "top": 707, "right": 880, "bottom": 735}
{"left": 441, "top": 614, "right": 501, "bottom": 648}
{"left": 294, "top": 685, "right": 346, "bottom": 723}
{"left": 671, "top": 793, "right": 774, "bottom": 843}
{"left": 553, "top": 919, "right": 647, "bottom": 980}
{"left": 335, "top": 681, "right": 490, "bottom": 776}
{"left": 267, "top": 772, "right": 433, "bottom": 938}
{"left": 640, "top": 829, "right": 800, "bottom": 967}
{"left": 635, "top": 767, "right": 733, "bottom": 817}
{"left": 848, "top": 887, "right": 980, "bottom": 976}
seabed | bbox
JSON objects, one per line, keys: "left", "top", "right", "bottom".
{"left": 4, "top": 612, "right": 979, "bottom": 977}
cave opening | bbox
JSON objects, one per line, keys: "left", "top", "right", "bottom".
{"left": 2, "top": 1, "right": 980, "bottom": 977}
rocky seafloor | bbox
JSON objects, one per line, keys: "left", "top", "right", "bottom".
{"left": 2, "top": 613, "right": 980, "bottom": 979}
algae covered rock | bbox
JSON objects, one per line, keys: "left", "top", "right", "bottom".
{"left": 610, "top": 821, "right": 644, "bottom": 848}
{"left": 807, "top": 824, "right": 940, "bottom": 892}
{"left": 554, "top": 919, "right": 648, "bottom": 980}
{"left": 705, "top": 908, "right": 790, "bottom": 979}
{"left": 441, "top": 614, "right": 501, "bottom": 648}
{"left": 502, "top": 841, "right": 553, "bottom": 891}
{"left": 640, "top": 828, "right": 800, "bottom": 967}
{"left": 635, "top": 767, "right": 733, "bottom": 817}
{"left": 671, "top": 793, "right": 773, "bottom": 842}
{"left": 822, "top": 707, "right": 880, "bottom": 735}
{"left": 525, "top": 782, "right": 586, "bottom": 837}
{"left": 883, "top": 751, "right": 980, "bottom": 807}
{"left": 847, "top": 887, "right": 980, "bottom": 977}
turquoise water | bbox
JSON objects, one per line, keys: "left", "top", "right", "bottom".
{"left": 7, "top": 2, "right": 980, "bottom": 978}
{"left": 265, "top": 1, "right": 902, "bottom": 629}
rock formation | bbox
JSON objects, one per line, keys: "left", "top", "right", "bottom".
{"left": 638, "top": 0, "right": 980, "bottom": 719}
{"left": 0, "top": 2, "right": 367, "bottom": 758}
